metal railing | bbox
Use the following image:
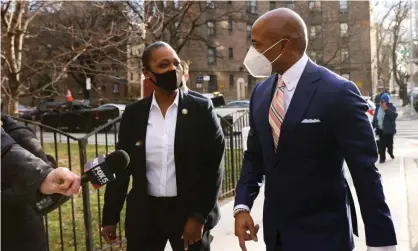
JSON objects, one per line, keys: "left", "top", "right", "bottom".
{"left": 10, "top": 110, "right": 249, "bottom": 251}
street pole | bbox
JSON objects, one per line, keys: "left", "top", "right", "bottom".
{"left": 409, "top": 0, "right": 415, "bottom": 109}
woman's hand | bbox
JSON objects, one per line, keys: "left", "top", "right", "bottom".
{"left": 101, "top": 225, "right": 117, "bottom": 244}
{"left": 182, "top": 217, "right": 204, "bottom": 250}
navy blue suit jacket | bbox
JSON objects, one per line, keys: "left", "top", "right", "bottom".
{"left": 234, "top": 60, "right": 396, "bottom": 251}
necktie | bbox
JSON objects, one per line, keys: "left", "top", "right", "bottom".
{"left": 269, "top": 77, "right": 286, "bottom": 152}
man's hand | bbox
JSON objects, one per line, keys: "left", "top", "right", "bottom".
{"left": 235, "top": 211, "right": 259, "bottom": 251}
{"left": 39, "top": 167, "right": 81, "bottom": 196}
{"left": 101, "top": 225, "right": 117, "bottom": 244}
{"left": 182, "top": 217, "right": 204, "bottom": 250}
{"left": 382, "top": 102, "right": 388, "bottom": 110}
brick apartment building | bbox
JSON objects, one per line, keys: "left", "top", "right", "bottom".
{"left": 172, "top": 0, "right": 376, "bottom": 101}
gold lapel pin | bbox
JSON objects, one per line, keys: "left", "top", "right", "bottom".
{"left": 182, "top": 109, "right": 188, "bottom": 115}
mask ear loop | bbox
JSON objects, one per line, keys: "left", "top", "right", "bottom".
{"left": 262, "top": 38, "right": 290, "bottom": 63}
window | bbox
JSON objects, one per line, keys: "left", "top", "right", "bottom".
{"left": 208, "top": 47, "right": 216, "bottom": 65}
{"left": 130, "top": 72, "right": 133, "bottom": 81}
{"left": 207, "top": 21, "right": 215, "bottom": 37}
{"left": 341, "top": 48, "right": 349, "bottom": 61}
{"left": 340, "top": 23, "right": 348, "bottom": 37}
{"left": 310, "top": 25, "right": 321, "bottom": 39}
{"left": 228, "top": 20, "right": 233, "bottom": 34}
{"left": 310, "top": 26, "right": 316, "bottom": 39}
{"left": 228, "top": 1, "right": 232, "bottom": 4}
{"left": 208, "top": 75, "right": 218, "bottom": 92}
{"left": 310, "top": 51, "right": 317, "bottom": 62}
{"left": 308, "top": 0, "right": 321, "bottom": 10}
{"left": 247, "top": 24, "right": 252, "bottom": 40}
{"left": 247, "top": 0, "right": 257, "bottom": 14}
{"left": 286, "top": 0, "right": 294, "bottom": 9}
{"left": 339, "top": 0, "right": 348, "bottom": 13}
{"left": 341, "top": 73, "right": 350, "bottom": 80}
{"left": 113, "top": 83, "right": 120, "bottom": 93}
{"left": 269, "top": 1, "right": 276, "bottom": 10}
{"left": 207, "top": 0, "right": 215, "bottom": 9}
{"left": 228, "top": 48, "right": 233, "bottom": 59}
{"left": 229, "top": 74, "right": 234, "bottom": 88}
{"left": 174, "top": 0, "right": 179, "bottom": 9}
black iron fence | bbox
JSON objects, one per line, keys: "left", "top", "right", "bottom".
{"left": 10, "top": 110, "right": 249, "bottom": 251}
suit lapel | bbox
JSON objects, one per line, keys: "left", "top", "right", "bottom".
{"left": 276, "top": 60, "right": 320, "bottom": 155}
{"left": 137, "top": 95, "right": 152, "bottom": 170}
{"left": 174, "top": 91, "right": 191, "bottom": 189}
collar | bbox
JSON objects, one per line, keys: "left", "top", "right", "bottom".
{"left": 280, "top": 54, "right": 309, "bottom": 91}
{"left": 151, "top": 90, "right": 180, "bottom": 109}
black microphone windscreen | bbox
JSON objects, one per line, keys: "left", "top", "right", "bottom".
{"left": 105, "top": 150, "right": 130, "bottom": 173}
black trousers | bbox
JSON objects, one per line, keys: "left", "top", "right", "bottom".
{"left": 377, "top": 133, "right": 394, "bottom": 161}
{"left": 137, "top": 196, "right": 211, "bottom": 251}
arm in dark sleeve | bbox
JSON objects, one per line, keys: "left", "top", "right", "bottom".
{"left": 385, "top": 105, "right": 398, "bottom": 120}
{"left": 102, "top": 108, "right": 132, "bottom": 226}
{"left": 1, "top": 129, "right": 53, "bottom": 204}
{"left": 333, "top": 82, "right": 397, "bottom": 247}
{"left": 234, "top": 86, "right": 265, "bottom": 210}
{"left": 190, "top": 101, "right": 225, "bottom": 224}
{"left": 372, "top": 107, "right": 378, "bottom": 129}
{"left": 2, "top": 115, "right": 49, "bottom": 162}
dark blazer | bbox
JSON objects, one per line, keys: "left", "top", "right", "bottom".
{"left": 102, "top": 91, "right": 225, "bottom": 248}
{"left": 187, "top": 89, "right": 206, "bottom": 99}
{"left": 372, "top": 103, "right": 398, "bottom": 135}
{"left": 234, "top": 60, "right": 396, "bottom": 251}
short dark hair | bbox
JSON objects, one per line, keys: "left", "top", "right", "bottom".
{"left": 141, "top": 41, "right": 169, "bottom": 70}
{"left": 180, "top": 61, "right": 189, "bottom": 74}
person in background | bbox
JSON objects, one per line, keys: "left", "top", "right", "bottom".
{"left": 233, "top": 8, "right": 396, "bottom": 251}
{"left": 373, "top": 93, "right": 398, "bottom": 163}
{"left": 101, "top": 41, "right": 225, "bottom": 251}
{"left": 180, "top": 60, "right": 208, "bottom": 99}
{"left": 374, "top": 88, "right": 390, "bottom": 107}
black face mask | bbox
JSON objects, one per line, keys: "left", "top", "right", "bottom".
{"left": 149, "top": 69, "right": 182, "bottom": 92}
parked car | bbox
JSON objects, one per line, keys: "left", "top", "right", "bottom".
{"left": 201, "top": 92, "right": 226, "bottom": 107}
{"left": 98, "top": 103, "right": 126, "bottom": 116}
{"left": 362, "top": 96, "right": 376, "bottom": 123}
{"left": 17, "top": 104, "right": 36, "bottom": 120}
{"left": 40, "top": 102, "right": 119, "bottom": 132}
{"left": 222, "top": 100, "right": 250, "bottom": 109}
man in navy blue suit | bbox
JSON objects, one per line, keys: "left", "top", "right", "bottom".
{"left": 233, "top": 8, "right": 397, "bottom": 251}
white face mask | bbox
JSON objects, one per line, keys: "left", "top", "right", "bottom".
{"left": 243, "top": 39, "right": 288, "bottom": 78}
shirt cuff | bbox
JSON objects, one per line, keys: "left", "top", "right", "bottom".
{"left": 367, "top": 246, "right": 396, "bottom": 251}
{"left": 233, "top": 204, "right": 250, "bottom": 213}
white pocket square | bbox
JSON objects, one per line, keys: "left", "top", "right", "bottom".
{"left": 301, "top": 119, "right": 321, "bottom": 123}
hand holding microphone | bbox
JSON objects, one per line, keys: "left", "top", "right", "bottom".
{"left": 39, "top": 167, "right": 81, "bottom": 196}
{"left": 35, "top": 150, "right": 130, "bottom": 215}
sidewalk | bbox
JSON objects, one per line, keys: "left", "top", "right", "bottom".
{"left": 404, "top": 158, "right": 418, "bottom": 251}
{"left": 207, "top": 158, "right": 411, "bottom": 251}
{"left": 393, "top": 97, "right": 418, "bottom": 121}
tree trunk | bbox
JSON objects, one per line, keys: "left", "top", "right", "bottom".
{"left": 2, "top": 95, "right": 19, "bottom": 115}
{"left": 398, "top": 83, "right": 409, "bottom": 106}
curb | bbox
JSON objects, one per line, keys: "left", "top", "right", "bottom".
{"left": 403, "top": 157, "right": 418, "bottom": 251}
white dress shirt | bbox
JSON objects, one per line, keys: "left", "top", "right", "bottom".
{"left": 233, "top": 55, "right": 396, "bottom": 251}
{"left": 145, "top": 91, "right": 179, "bottom": 197}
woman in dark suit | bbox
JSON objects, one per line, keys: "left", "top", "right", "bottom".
{"left": 101, "top": 41, "right": 225, "bottom": 251}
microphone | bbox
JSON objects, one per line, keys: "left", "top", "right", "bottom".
{"left": 35, "top": 150, "right": 130, "bottom": 215}
{"left": 82, "top": 150, "right": 130, "bottom": 189}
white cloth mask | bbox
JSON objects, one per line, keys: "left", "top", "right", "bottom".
{"left": 243, "top": 39, "right": 288, "bottom": 78}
